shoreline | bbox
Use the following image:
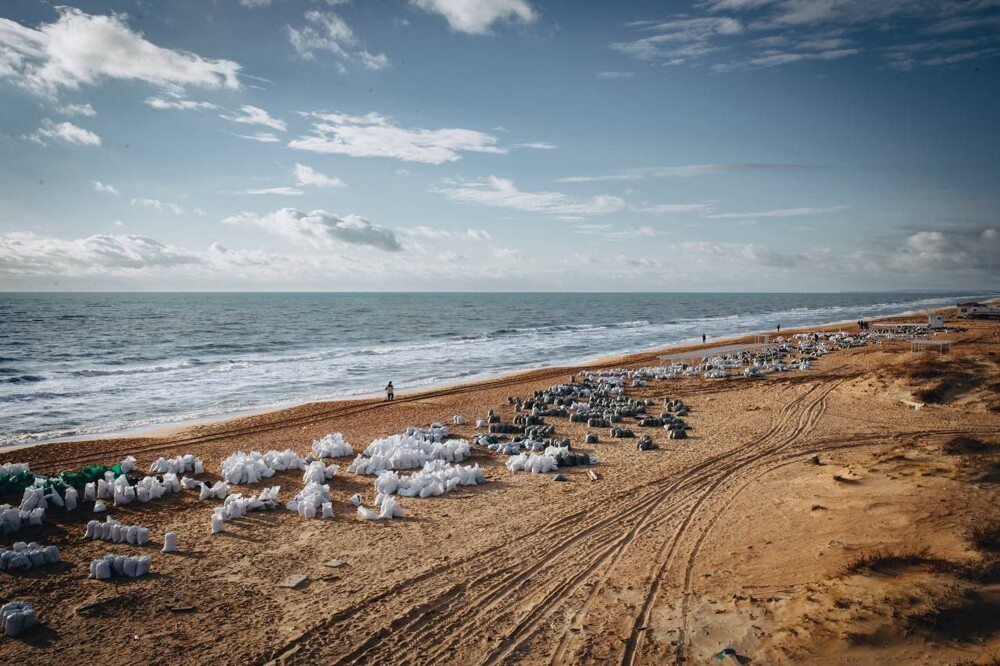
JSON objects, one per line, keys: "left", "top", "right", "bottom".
{"left": 2, "top": 301, "right": 966, "bottom": 460}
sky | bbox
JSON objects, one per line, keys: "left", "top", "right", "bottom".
{"left": 0, "top": 0, "right": 998, "bottom": 292}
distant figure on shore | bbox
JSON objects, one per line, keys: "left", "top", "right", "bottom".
{"left": 385, "top": 381, "right": 394, "bottom": 402}
{"left": 702, "top": 333, "right": 706, "bottom": 344}
{"left": 777, "top": 324, "right": 781, "bottom": 333}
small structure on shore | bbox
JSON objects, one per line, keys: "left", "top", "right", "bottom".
{"left": 910, "top": 339, "right": 953, "bottom": 355}
{"left": 957, "top": 302, "right": 1000, "bottom": 319}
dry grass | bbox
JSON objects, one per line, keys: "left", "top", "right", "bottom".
{"left": 970, "top": 519, "right": 1000, "bottom": 555}
{"left": 943, "top": 436, "right": 995, "bottom": 455}
{"left": 903, "top": 356, "right": 983, "bottom": 404}
{"left": 842, "top": 547, "right": 933, "bottom": 576}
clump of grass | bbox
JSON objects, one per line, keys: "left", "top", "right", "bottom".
{"left": 842, "top": 547, "right": 932, "bottom": 575}
{"left": 943, "top": 436, "right": 995, "bottom": 455}
{"left": 970, "top": 519, "right": 1000, "bottom": 555}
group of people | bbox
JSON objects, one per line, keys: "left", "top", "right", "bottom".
{"left": 857, "top": 320, "right": 870, "bottom": 330}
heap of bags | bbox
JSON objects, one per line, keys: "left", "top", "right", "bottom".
{"left": 83, "top": 471, "right": 180, "bottom": 506}
{"left": 374, "top": 460, "right": 485, "bottom": 499}
{"left": 357, "top": 494, "right": 404, "bottom": 521}
{"left": 214, "top": 486, "right": 281, "bottom": 530}
{"left": 84, "top": 518, "right": 151, "bottom": 545}
{"left": 312, "top": 432, "right": 354, "bottom": 458}
{"left": 1, "top": 601, "right": 36, "bottom": 637}
{"left": 89, "top": 554, "right": 151, "bottom": 580}
{"left": 404, "top": 424, "right": 450, "bottom": 442}
{"left": 150, "top": 454, "right": 204, "bottom": 475}
{"left": 0, "top": 504, "right": 45, "bottom": 535}
{"left": 196, "top": 480, "right": 230, "bottom": 501}
{"left": 348, "top": 434, "right": 471, "bottom": 475}
{"left": 285, "top": 482, "right": 331, "bottom": 519}
{"left": 0, "top": 542, "right": 60, "bottom": 571}
{"left": 303, "top": 460, "right": 339, "bottom": 485}
{"left": 221, "top": 450, "right": 305, "bottom": 485}
{"left": 505, "top": 453, "right": 559, "bottom": 474}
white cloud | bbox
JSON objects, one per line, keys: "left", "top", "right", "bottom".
{"left": 288, "top": 10, "right": 390, "bottom": 69}
{"left": 93, "top": 181, "right": 119, "bottom": 195}
{"left": 412, "top": 0, "right": 536, "bottom": 34}
{"left": 220, "top": 105, "right": 287, "bottom": 131}
{"left": 596, "top": 70, "right": 634, "bottom": 79}
{"left": 706, "top": 204, "right": 849, "bottom": 219}
{"left": 433, "top": 176, "right": 627, "bottom": 217}
{"left": 295, "top": 163, "right": 346, "bottom": 188}
{"left": 58, "top": 102, "right": 95, "bottom": 116}
{"left": 130, "top": 198, "right": 185, "bottom": 215}
{"left": 25, "top": 119, "right": 101, "bottom": 146}
{"left": 145, "top": 96, "right": 219, "bottom": 111}
{"left": 0, "top": 232, "right": 200, "bottom": 275}
{"left": 556, "top": 163, "right": 820, "bottom": 183}
{"left": 467, "top": 228, "right": 493, "bottom": 242}
{"left": 234, "top": 132, "right": 282, "bottom": 143}
{"left": 290, "top": 111, "right": 506, "bottom": 164}
{"left": 0, "top": 8, "right": 241, "bottom": 97}
{"left": 239, "top": 0, "right": 272, "bottom": 7}
{"left": 517, "top": 141, "right": 557, "bottom": 150}
{"left": 227, "top": 187, "right": 305, "bottom": 196}
{"left": 611, "top": 17, "right": 743, "bottom": 63}
{"left": 885, "top": 226, "right": 1000, "bottom": 274}
{"left": 639, "top": 203, "right": 715, "bottom": 215}
{"left": 224, "top": 208, "right": 402, "bottom": 251}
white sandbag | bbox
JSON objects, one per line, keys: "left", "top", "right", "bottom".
{"left": 64, "top": 486, "right": 78, "bottom": 511}
{"left": 28, "top": 508, "right": 44, "bottom": 526}
{"left": 322, "top": 502, "right": 334, "bottom": 519}
{"left": 136, "top": 527, "right": 150, "bottom": 546}
{"left": 1, "top": 601, "right": 36, "bottom": 637}
{"left": 94, "top": 500, "right": 107, "bottom": 513}
{"left": 180, "top": 475, "right": 201, "bottom": 490}
{"left": 453, "top": 414, "right": 465, "bottom": 425}
{"left": 312, "top": 433, "right": 354, "bottom": 458}
{"left": 349, "top": 493, "right": 363, "bottom": 507}
{"left": 379, "top": 496, "right": 403, "bottom": 519}
{"left": 92, "top": 559, "right": 111, "bottom": 580}
{"left": 211, "top": 511, "right": 225, "bottom": 534}
{"left": 162, "top": 531, "right": 178, "bottom": 553}
{"left": 48, "top": 488, "right": 64, "bottom": 508}
{"left": 119, "top": 456, "right": 137, "bottom": 474}
{"left": 83, "top": 482, "right": 96, "bottom": 502}
{"left": 357, "top": 506, "right": 379, "bottom": 521}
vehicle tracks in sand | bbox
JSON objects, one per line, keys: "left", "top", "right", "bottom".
{"left": 262, "top": 373, "right": 848, "bottom": 665}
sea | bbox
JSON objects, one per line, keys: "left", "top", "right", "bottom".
{"left": 0, "top": 291, "right": 994, "bottom": 448}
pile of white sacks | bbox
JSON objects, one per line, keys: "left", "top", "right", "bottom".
{"left": 374, "top": 460, "right": 485, "bottom": 499}
{"left": 506, "top": 452, "right": 559, "bottom": 474}
{"left": 89, "top": 553, "right": 151, "bottom": 580}
{"left": 83, "top": 472, "right": 181, "bottom": 506}
{"left": 0, "top": 542, "right": 60, "bottom": 571}
{"left": 285, "top": 482, "right": 332, "bottom": 520}
{"left": 348, "top": 434, "right": 472, "bottom": 475}
{"left": 0, "top": 504, "right": 45, "bottom": 535}
{"left": 84, "top": 518, "right": 151, "bottom": 545}
{"left": 357, "top": 494, "right": 404, "bottom": 521}
{"left": 311, "top": 432, "right": 354, "bottom": 458}
{"left": 1, "top": 601, "right": 36, "bottom": 636}
{"left": 0, "top": 462, "right": 30, "bottom": 476}
{"left": 195, "top": 480, "right": 230, "bottom": 501}
{"left": 211, "top": 487, "right": 281, "bottom": 533}
{"left": 150, "top": 454, "right": 204, "bottom": 475}
{"left": 221, "top": 450, "right": 304, "bottom": 485}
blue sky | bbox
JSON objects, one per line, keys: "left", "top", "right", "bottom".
{"left": 0, "top": 0, "right": 997, "bottom": 291}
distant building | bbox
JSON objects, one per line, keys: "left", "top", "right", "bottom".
{"left": 928, "top": 314, "right": 944, "bottom": 330}
{"left": 957, "top": 302, "right": 1000, "bottom": 319}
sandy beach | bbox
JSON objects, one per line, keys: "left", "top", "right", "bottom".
{"left": 1, "top": 309, "right": 999, "bottom": 665}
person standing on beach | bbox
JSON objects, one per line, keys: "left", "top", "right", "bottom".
{"left": 777, "top": 324, "right": 781, "bottom": 333}
{"left": 702, "top": 333, "right": 706, "bottom": 344}
{"left": 385, "top": 381, "right": 394, "bottom": 402}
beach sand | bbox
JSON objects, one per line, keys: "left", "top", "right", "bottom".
{"left": 1, "top": 311, "right": 999, "bottom": 664}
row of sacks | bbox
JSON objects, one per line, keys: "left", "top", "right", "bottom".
{"left": 506, "top": 453, "right": 559, "bottom": 474}
{"left": 373, "top": 460, "right": 485, "bottom": 499}
{"left": 311, "top": 432, "right": 354, "bottom": 459}
{"left": 285, "top": 482, "right": 332, "bottom": 519}
{"left": 191, "top": 479, "right": 230, "bottom": 501}
{"left": 84, "top": 518, "right": 151, "bottom": 545}
{"left": 403, "top": 424, "right": 450, "bottom": 443}
{"left": 19, "top": 486, "right": 77, "bottom": 512}
{"left": 0, "top": 505, "right": 45, "bottom": 535}
{"left": 0, "top": 542, "right": 60, "bottom": 571}
{"left": 544, "top": 446, "right": 594, "bottom": 467}
{"left": 212, "top": 486, "right": 282, "bottom": 532}
{"left": 150, "top": 454, "right": 204, "bottom": 475}
{"left": 83, "top": 472, "right": 181, "bottom": 505}
{"left": 355, "top": 494, "right": 404, "bottom": 521}
{"left": 89, "top": 554, "right": 151, "bottom": 580}
{"left": 221, "top": 450, "right": 304, "bottom": 485}
{"left": 348, "top": 434, "right": 472, "bottom": 475}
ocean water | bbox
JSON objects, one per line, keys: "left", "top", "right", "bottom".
{"left": 0, "top": 291, "right": 992, "bottom": 448}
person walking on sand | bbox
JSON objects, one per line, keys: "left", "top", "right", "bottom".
{"left": 702, "top": 333, "right": 706, "bottom": 344}
{"left": 777, "top": 324, "right": 781, "bottom": 334}
{"left": 385, "top": 381, "right": 394, "bottom": 402}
